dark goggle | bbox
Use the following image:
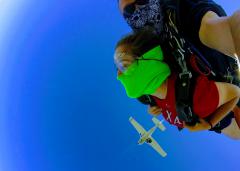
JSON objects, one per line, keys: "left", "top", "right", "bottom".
{"left": 123, "top": 0, "right": 149, "bottom": 18}
{"left": 115, "top": 53, "right": 162, "bottom": 73}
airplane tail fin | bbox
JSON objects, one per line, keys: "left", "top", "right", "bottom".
{"left": 152, "top": 117, "right": 166, "bottom": 131}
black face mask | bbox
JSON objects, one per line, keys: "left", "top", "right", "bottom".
{"left": 123, "top": 0, "right": 149, "bottom": 18}
{"left": 123, "top": 0, "right": 164, "bottom": 34}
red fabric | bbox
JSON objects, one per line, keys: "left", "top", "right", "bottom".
{"left": 152, "top": 74, "right": 219, "bottom": 128}
{"left": 189, "top": 54, "right": 211, "bottom": 76}
{"left": 193, "top": 76, "right": 219, "bottom": 118}
{"left": 153, "top": 74, "right": 184, "bottom": 128}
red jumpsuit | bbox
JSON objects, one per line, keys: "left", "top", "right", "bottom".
{"left": 153, "top": 73, "right": 219, "bottom": 128}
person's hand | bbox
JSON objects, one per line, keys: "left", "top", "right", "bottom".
{"left": 148, "top": 105, "right": 162, "bottom": 116}
{"left": 183, "top": 118, "right": 211, "bottom": 132}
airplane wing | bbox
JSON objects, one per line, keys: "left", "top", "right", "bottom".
{"left": 129, "top": 117, "right": 147, "bottom": 135}
{"left": 148, "top": 136, "right": 167, "bottom": 157}
{"left": 152, "top": 117, "right": 166, "bottom": 131}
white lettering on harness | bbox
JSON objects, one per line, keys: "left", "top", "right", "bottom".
{"left": 174, "top": 116, "right": 182, "bottom": 125}
{"left": 166, "top": 110, "right": 172, "bottom": 122}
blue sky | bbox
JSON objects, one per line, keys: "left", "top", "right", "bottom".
{"left": 0, "top": 1, "right": 239, "bottom": 171}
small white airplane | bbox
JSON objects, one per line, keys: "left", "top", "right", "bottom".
{"left": 129, "top": 117, "right": 167, "bottom": 157}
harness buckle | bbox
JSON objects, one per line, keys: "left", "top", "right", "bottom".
{"left": 179, "top": 71, "right": 192, "bottom": 79}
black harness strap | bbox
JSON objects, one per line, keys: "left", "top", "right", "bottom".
{"left": 165, "top": 10, "right": 200, "bottom": 125}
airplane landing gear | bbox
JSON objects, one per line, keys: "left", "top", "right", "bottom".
{"left": 146, "top": 138, "right": 152, "bottom": 143}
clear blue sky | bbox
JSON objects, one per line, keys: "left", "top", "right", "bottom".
{"left": 0, "top": 1, "right": 239, "bottom": 171}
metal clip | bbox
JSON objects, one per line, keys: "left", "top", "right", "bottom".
{"left": 179, "top": 71, "right": 192, "bottom": 79}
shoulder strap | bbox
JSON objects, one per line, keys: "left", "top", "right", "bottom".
{"left": 161, "top": 0, "right": 180, "bottom": 31}
{"left": 162, "top": 6, "right": 201, "bottom": 125}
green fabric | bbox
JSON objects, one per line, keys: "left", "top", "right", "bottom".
{"left": 117, "top": 46, "right": 171, "bottom": 98}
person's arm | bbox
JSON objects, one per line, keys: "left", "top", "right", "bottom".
{"left": 229, "top": 10, "right": 240, "bottom": 58}
{"left": 184, "top": 98, "right": 239, "bottom": 132}
{"left": 199, "top": 10, "right": 240, "bottom": 59}
{"left": 208, "top": 97, "right": 239, "bottom": 127}
{"left": 185, "top": 82, "right": 240, "bottom": 132}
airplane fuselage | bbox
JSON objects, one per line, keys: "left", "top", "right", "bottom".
{"left": 138, "top": 125, "right": 157, "bottom": 145}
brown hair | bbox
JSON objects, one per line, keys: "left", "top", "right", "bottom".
{"left": 115, "top": 27, "right": 161, "bottom": 58}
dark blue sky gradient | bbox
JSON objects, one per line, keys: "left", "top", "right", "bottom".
{"left": 0, "top": 1, "right": 239, "bottom": 171}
